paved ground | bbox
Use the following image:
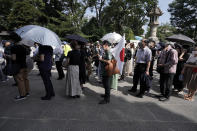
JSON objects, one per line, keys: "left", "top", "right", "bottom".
{"left": 0, "top": 68, "right": 197, "bottom": 131}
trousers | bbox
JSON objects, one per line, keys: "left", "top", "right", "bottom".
{"left": 15, "top": 68, "right": 29, "bottom": 96}
{"left": 40, "top": 69, "right": 55, "bottom": 97}
{"left": 161, "top": 73, "right": 175, "bottom": 98}
{"left": 55, "top": 61, "right": 65, "bottom": 78}
{"left": 102, "top": 76, "right": 110, "bottom": 101}
{"left": 132, "top": 63, "right": 148, "bottom": 94}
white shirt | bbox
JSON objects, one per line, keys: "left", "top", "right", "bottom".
{"left": 136, "top": 46, "right": 152, "bottom": 64}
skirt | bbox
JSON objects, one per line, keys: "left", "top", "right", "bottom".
{"left": 65, "top": 65, "right": 82, "bottom": 96}
{"left": 125, "top": 58, "right": 133, "bottom": 75}
{"left": 188, "top": 72, "right": 197, "bottom": 92}
{"left": 183, "top": 67, "right": 193, "bottom": 88}
{"left": 110, "top": 74, "right": 118, "bottom": 90}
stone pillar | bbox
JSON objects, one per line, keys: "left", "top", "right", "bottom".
{"left": 147, "top": 6, "right": 163, "bottom": 43}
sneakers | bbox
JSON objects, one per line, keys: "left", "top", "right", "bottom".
{"left": 159, "top": 97, "right": 169, "bottom": 102}
{"left": 26, "top": 93, "right": 30, "bottom": 97}
{"left": 128, "top": 88, "right": 137, "bottom": 93}
{"left": 178, "top": 91, "right": 184, "bottom": 95}
{"left": 136, "top": 93, "right": 143, "bottom": 98}
{"left": 15, "top": 96, "right": 26, "bottom": 101}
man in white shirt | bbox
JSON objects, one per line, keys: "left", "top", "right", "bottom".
{"left": 128, "top": 39, "right": 152, "bottom": 98}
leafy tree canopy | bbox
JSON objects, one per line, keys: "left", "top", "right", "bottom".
{"left": 168, "top": 0, "right": 197, "bottom": 40}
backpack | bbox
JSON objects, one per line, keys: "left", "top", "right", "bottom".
{"left": 125, "top": 49, "right": 132, "bottom": 61}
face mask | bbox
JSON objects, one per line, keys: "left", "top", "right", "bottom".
{"left": 86, "top": 46, "right": 89, "bottom": 48}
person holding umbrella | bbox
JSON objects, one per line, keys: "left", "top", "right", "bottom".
{"left": 65, "top": 34, "right": 88, "bottom": 89}
{"left": 64, "top": 40, "right": 82, "bottom": 98}
{"left": 10, "top": 35, "right": 30, "bottom": 101}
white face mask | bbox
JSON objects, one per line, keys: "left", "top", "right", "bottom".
{"left": 86, "top": 46, "right": 89, "bottom": 48}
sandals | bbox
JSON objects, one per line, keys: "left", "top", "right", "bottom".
{"left": 184, "top": 95, "right": 194, "bottom": 102}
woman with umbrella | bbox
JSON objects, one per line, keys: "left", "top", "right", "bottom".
{"left": 64, "top": 40, "right": 82, "bottom": 98}
{"left": 65, "top": 34, "right": 88, "bottom": 90}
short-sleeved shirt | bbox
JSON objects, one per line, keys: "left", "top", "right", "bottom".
{"left": 11, "top": 45, "right": 27, "bottom": 69}
{"left": 67, "top": 50, "right": 81, "bottom": 65}
{"left": 38, "top": 45, "right": 53, "bottom": 71}
{"left": 136, "top": 46, "right": 152, "bottom": 64}
{"left": 64, "top": 44, "right": 72, "bottom": 57}
{"left": 101, "top": 50, "right": 113, "bottom": 76}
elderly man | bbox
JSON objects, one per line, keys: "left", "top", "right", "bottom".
{"left": 157, "top": 42, "right": 178, "bottom": 101}
{"left": 128, "top": 39, "right": 152, "bottom": 98}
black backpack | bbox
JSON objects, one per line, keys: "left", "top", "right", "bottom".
{"left": 125, "top": 49, "right": 132, "bottom": 61}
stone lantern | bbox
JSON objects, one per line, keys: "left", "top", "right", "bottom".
{"left": 148, "top": 5, "right": 163, "bottom": 43}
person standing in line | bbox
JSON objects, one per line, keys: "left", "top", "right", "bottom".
{"left": 148, "top": 40, "right": 157, "bottom": 79}
{"left": 157, "top": 42, "right": 178, "bottom": 101}
{"left": 173, "top": 45, "right": 189, "bottom": 94}
{"left": 128, "top": 39, "right": 152, "bottom": 98}
{"left": 3, "top": 41, "right": 17, "bottom": 86}
{"left": 79, "top": 45, "right": 87, "bottom": 89}
{"left": 11, "top": 42, "right": 30, "bottom": 101}
{"left": 63, "top": 42, "right": 72, "bottom": 59}
{"left": 65, "top": 40, "right": 82, "bottom": 98}
{"left": 119, "top": 42, "right": 131, "bottom": 81}
{"left": 38, "top": 45, "right": 55, "bottom": 100}
{"left": 54, "top": 47, "right": 65, "bottom": 80}
{"left": 0, "top": 45, "right": 7, "bottom": 82}
{"left": 98, "top": 40, "right": 113, "bottom": 104}
{"left": 181, "top": 46, "right": 197, "bottom": 101}
{"left": 125, "top": 42, "right": 135, "bottom": 76}
{"left": 84, "top": 43, "right": 92, "bottom": 82}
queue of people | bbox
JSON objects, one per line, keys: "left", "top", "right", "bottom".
{"left": 0, "top": 37, "right": 197, "bottom": 104}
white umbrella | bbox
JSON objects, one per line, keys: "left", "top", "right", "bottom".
{"left": 101, "top": 32, "right": 122, "bottom": 44}
{"left": 15, "top": 25, "right": 62, "bottom": 48}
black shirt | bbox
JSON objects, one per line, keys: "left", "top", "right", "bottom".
{"left": 67, "top": 50, "right": 81, "bottom": 65}
{"left": 11, "top": 45, "right": 27, "bottom": 68}
{"left": 38, "top": 45, "right": 53, "bottom": 70}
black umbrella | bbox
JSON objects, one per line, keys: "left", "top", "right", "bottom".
{"left": 166, "top": 34, "right": 195, "bottom": 45}
{"left": 65, "top": 34, "right": 88, "bottom": 44}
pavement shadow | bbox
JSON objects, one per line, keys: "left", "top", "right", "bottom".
{"left": 1, "top": 69, "right": 197, "bottom": 131}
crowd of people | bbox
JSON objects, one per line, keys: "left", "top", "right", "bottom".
{"left": 0, "top": 36, "right": 197, "bottom": 104}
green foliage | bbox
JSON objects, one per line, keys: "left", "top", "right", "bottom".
{"left": 1, "top": 0, "right": 160, "bottom": 42}
{"left": 157, "top": 23, "right": 177, "bottom": 42}
{"left": 101, "top": 0, "right": 158, "bottom": 35}
{"left": 0, "top": 0, "right": 16, "bottom": 30}
{"left": 145, "top": 23, "right": 177, "bottom": 42}
{"left": 168, "top": 0, "right": 197, "bottom": 39}
{"left": 123, "top": 27, "right": 135, "bottom": 41}
{"left": 8, "top": 1, "right": 42, "bottom": 29}
{"left": 82, "top": 17, "right": 106, "bottom": 41}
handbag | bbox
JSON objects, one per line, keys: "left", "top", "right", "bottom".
{"left": 156, "top": 66, "right": 164, "bottom": 74}
{"left": 156, "top": 49, "right": 171, "bottom": 74}
{"left": 105, "top": 59, "right": 120, "bottom": 76}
